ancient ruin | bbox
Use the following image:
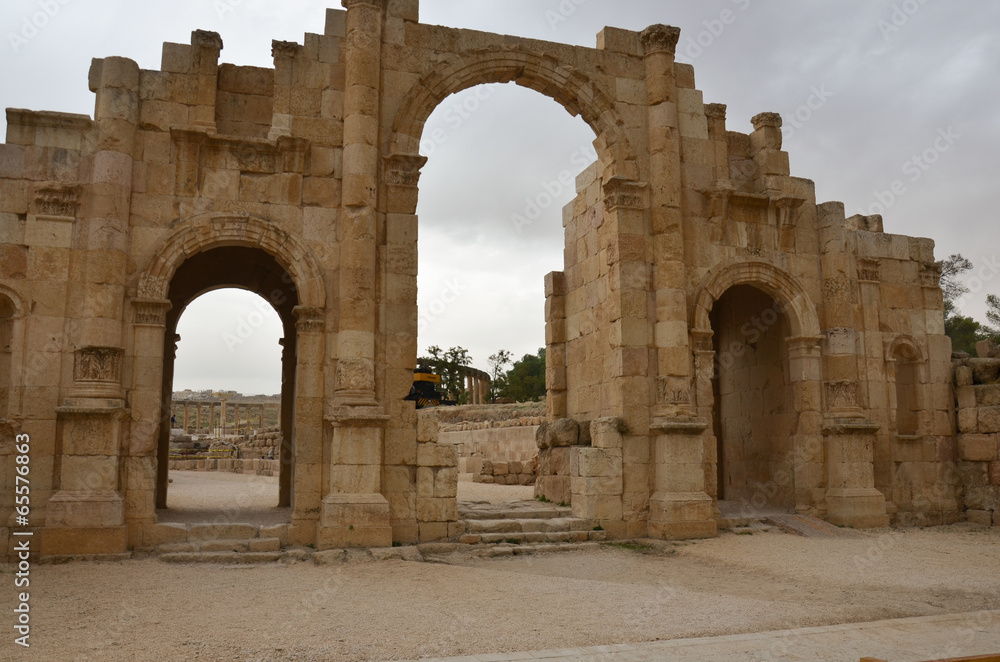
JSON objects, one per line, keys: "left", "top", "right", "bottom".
{"left": 0, "top": 0, "right": 983, "bottom": 558}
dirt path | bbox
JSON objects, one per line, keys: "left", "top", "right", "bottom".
{"left": 9, "top": 522, "right": 998, "bottom": 661}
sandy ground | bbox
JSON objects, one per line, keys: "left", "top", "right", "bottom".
{"left": 6, "top": 474, "right": 999, "bottom": 661}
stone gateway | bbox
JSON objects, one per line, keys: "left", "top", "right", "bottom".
{"left": 0, "top": 1, "right": 968, "bottom": 557}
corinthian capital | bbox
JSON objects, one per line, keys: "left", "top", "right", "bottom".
{"left": 640, "top": 24, "right": 681, "bottom": 56}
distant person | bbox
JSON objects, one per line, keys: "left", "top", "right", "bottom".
{"left": 170, "top": 415, "right": 176, "bottom": 428}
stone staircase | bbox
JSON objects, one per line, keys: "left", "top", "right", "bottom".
{"left": 454, "top": 500, "right": 607, "bottom": 555}
{"left": 154, "top": 522, "right": 291, "bottom": 564}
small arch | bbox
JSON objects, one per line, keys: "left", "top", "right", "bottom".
{"left": 693, "top": 259, "right": 821, "bottom": 339}
{"left": 885, "top": 334, "right": 924, "bottom": 363}
{"left": 0, "top": 285, "right": 27, "bottom": 422}
{"left": 886, "top": 335, "right": 924, "bottom": 436}
{"left": 136, "top": 214, "right": 326, "bottom": 310}
{"left": 389, "top": 48, "right": 639, "bottom": 184}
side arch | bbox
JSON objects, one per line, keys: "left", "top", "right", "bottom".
{"left": 388, "top": 48, "right": 639, "bottom": 183}
{"left": 692, "top": 259, "right": 821, "bottom": 339}
{"left": 136, "top": 214, "right": 326, "bottom": 309}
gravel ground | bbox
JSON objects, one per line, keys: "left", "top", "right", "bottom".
{"left": 8, "top": 475, "right": 999, "bottom": 662}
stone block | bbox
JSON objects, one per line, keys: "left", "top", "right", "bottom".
{"left": 591, "top": 417, "right": 627, "bottom": 449}
{"left": 571, "top": 447, "right": 622, "bottom": 478}
{"left": 958, "top": 408, "right": 979, "bottom": 433}
{"left": 959, "top": 435, "right": 998, "bottom": 462}
{"left": 416, "top": 443, "right": 456, "bottom": 468}
{"left": 417, "top": 410, "right": 439, "bottom": 443}
{"left": 979, "top": 407, "right": 1000, "bottom": 434}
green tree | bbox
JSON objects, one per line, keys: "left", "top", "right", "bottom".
{"left": 939, "top": 254, "right": 994, "bottom": 354}
{"left": 487, "top": 350, "right": 512, "bottom": 403}
{"left": 499, "top": 348, "right": 546, "bottom": 402}
{"left": 987, "top": 293, "right": 1000, "bottom": 331}
{"left": 940, "top": 253, "right": 973, "bottom": 318}
{"left": 945, "top": 314, "right": 989, "bottom": 356}
{"left": 420, "top": 345, "right": 472, "bottom": 402}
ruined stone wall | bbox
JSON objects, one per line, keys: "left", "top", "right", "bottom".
{"left": 955, "top": 352, "right": 1000, "bottom": 527}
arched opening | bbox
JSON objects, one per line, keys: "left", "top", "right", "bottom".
{"left": 892, "top": 343, "right": 920, "bottom": 436}
{"left": 155, "top": 246, "right": 298, "bottom": 526}
{"left": 0, "top": 294, "right": 14, "bottom": 421}
{"left": 415, "top": 81, "right": 596, "bottom": 504}
{"left": 710, "top": 285, "right": 796, "bottom": 512}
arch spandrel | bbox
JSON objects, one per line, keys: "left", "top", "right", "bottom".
{"left": 388, "top": 48, "right": 639, "bottom": 185}
{"left": 692, "top": 259, "right": 822, "bottom": 339}
{"left": 136, "top": 214, "right": 326, "bottom": 310}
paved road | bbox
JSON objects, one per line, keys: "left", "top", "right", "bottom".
{"left": 393, "top": 611, "right": 1000, "bottom": 662}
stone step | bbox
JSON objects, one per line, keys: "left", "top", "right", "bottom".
{"left": 459, "top": 529, "right": 606, "bottom": 545}
{"left": 158, "top": 538, "right": 282, "bottom": 554}
{"left": 159, "top": 551, "right": 285, "bottom": 564}
{"left": 471, "top": 541, "right": 602, "bottom": 558}
{"left": 186, "top": 523, "right": 262, "bottom": 541}
{"left": 458, "top": 502, "right": 573, "bottom": 521}
{"left": 465, "top": 517, "right": 596, "bottom": 535}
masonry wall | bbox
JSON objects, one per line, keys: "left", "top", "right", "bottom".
{"left": 955, "top": 356, "right": 1000, "bottom": 527}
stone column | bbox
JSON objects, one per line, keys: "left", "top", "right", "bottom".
{"left": 195, "top": 403, "right": 202, "bottom": 433}
{"left": 641, "top": 26, "right": 695, "bottom": 427}
{"left": 221, "top": 400, "right": 227, "bottom": 436}
{"left": 545, "top": 272, "right": 568, "bottom": 418}
{"left": 125, "top": 298, "right": 171, "bottom": 540}
{"left": 815, "top": 202, "right": 888, "bottom": 527}
{"left": 279, "top": 337, "right": 295, "bottom": 509}
{"left": 44, "top": 55, "right": 142, "bottom": 555}
{"left": 786, "top": 336, "right": 826, "bottom": 514}
{"left": 334, "top": 0, "right": 388, "bottom": 410}
{"left": 208, "top": 402, "right": 215, "bottom": 434}
{"left": 182, "top": 403, "right": 189, "bottom": 434}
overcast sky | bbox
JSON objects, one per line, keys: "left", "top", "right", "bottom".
{"left": 3, "top": 1, "right": 998, "bottom": 395}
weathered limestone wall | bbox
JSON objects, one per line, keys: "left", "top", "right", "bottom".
{"left": 955, "top": 350, "right": 1000, "bottom": 527}
{"left": 442, "top": 427, "right": 539, "bottom": 466}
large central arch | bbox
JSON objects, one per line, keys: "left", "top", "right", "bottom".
{"left": 388, "top": 47, "right": 640, "bottom": 185}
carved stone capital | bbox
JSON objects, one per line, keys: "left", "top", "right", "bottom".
{"left": 603, "top": 178, "right": 648, "bottom": 212}
{"left": 136, "top": 274, "right": 169, "bottom": 300}
{"left": 751, "top": 112, "right": 783, "bottom": 131}
{"left": 640, "top": 24, "right": 681, "bottom": 56}
{"left": 192, "top": 30, "right": 223, "bottom": 51}
{"left": 825, "top": 379, "right": 860, "bottom": 412}
{"left": 271, "top": 40, "right": 302, "bottom": 60}
{"left": 690, "top": 329, "right": 715, "bottom": 353}
{"left": 293, "top": 306, "right": 325, "bottom": 333}
{"left": 132, "top": 298, "right": 172, "bottom": 327}
{"left": 34, "top": 184, "right": 80, "bottom": 218}
{"left": 385, "top": 154, "right": 428, "bottom": 188}
{"left": 74, "top": 346, "right": 124, "bottom": 385}
{"left": 921, "top": 261, "right": 943, "bottom": 288}
{"left": 704, "top": 103, "right": 727, "bottom": 120}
